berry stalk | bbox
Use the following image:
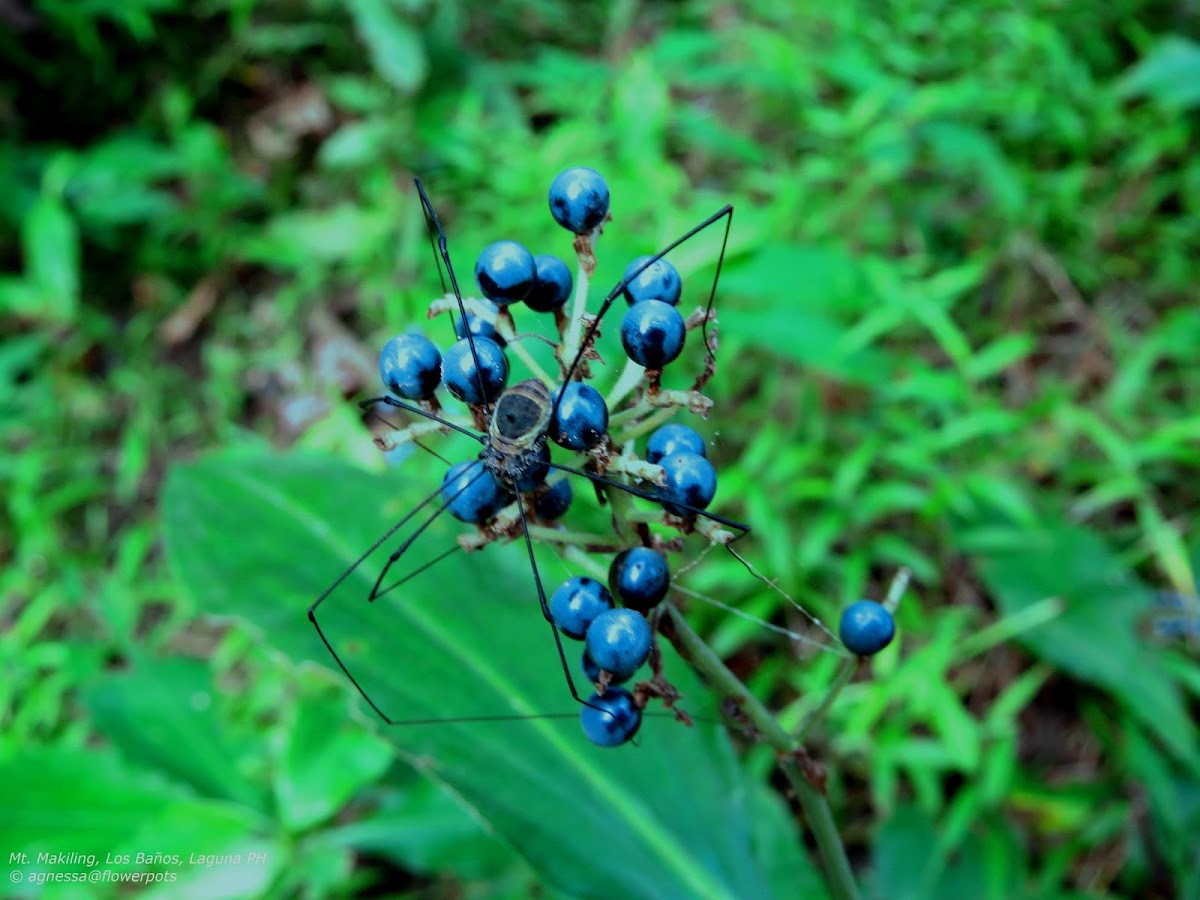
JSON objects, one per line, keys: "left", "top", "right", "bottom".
{"left": 660, "top": 603, "right": 861, "bottom": 900}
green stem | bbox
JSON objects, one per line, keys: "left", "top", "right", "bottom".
{"left": 560, "top": 244, "right": 593, "bottom": 376}
{"left": 561, "top": 470, "right": 861, "bottom": 900}
{"left": 795, "top": 659, "right": 859, "bottom": 744}
{"left": 662, "top": 605, "right": 861, "bottom": 900}
{"left": 525, "top": 525, "right": 618, "bottom": 547}
{"left": 613, "top": 406, "right": 680, "bottom": 446}
{"left": 495, "top": 322, "right": 556, "bottom": 386}
{"left": 778, "top": 759, "right": 861, "bottom": 900}
{"left": 605, "top": 356, "right": 646, "bottom": 410}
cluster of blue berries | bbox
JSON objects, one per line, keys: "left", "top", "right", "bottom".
{"left": 371, "top": 167, "right": 739, "bottom": 746}
{"left": 546, "top": 541, "right": 677, "bottom": 745}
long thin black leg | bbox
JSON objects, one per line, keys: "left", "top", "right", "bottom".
{"left": 515, "top": 498, "right": 603, "bottom": 711}
{"left": 375, "top": 544, "right": 461, "bottom": 601}
{"left": 362, "top": 395, "right": 486, "bottom": 444}
{"left": 365, "top": 466, "right": 491, "bottom": 603}
{"left": 413, "top": 178, "right": 498, "bottom": 421}
{"left": 308, "top": 469, "right": 488, "bottom": 723}
{"left": 363, "top": 406, "right": 453, "bottom": 465}
{"left": 552, "top": 204, "right": 735, "bottom": 422}
{"left": 309, "top": 481, "right": 448, "bottom": 617}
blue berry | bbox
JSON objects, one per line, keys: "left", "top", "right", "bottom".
{"left": 608, "top": 547, "right": 670, "bottom": 613}
{"left": 441, "top": 337, "right": 508, "bottom": 405}
{"left": 524, "top": 254, "right": 573, "bottom": 313}
{"left": 620, "top": 300, "right": 686, "bottom": 369}
{"left": 550, "top": 576, "right": 614, "bottom": 640}
{"left": 533, "top": 478, "right": 573, "bottom": 520}
{"left": 441, "top": 460, "right": 509, "bottom": 524}
{"left": 548, "top": 167, "right": 610, "bottom": 234}
{"left": 646, "top": 423, "right": 706, "bottom": 465}
{"left": 839, "top": 600, "right": 896, "bottom": 656}
{"left": 658, "top": 451, "right": 717, "bottom": 518}
{"left": 549, "top": 382, "right": 608, "bottom": 450}
{"left": 622, "top": 255, "right": 682, "bottom": 306}
{"left": 475, "top": 240, "right": 536, "bottom": 305}
{"left": 379, "top": 333, "right": 441, "bottom": 400}
{"left": 454, "top": 298, "right": 506, "bottom": 348}
{"left": 512, "top": 442, "right": 551, "bottom": 492}
{"left": 585, "top": 607, "right": 652, "bottom": 680}
{"left": 582, "top": 648, "right": 629, "bottom": 685}
{"left": 580, "top": 686, "right": 642, "bottom": 747}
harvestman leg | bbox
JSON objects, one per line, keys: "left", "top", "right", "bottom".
{"left": 514, "top": 499, "right": 607, "bottom": 712}
{"left": 307, "top": 469, "right": 491, "bottom": 724}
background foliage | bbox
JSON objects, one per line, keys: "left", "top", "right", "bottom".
{"left": 2, "top": 1, "right": 1198, "bottom": 897}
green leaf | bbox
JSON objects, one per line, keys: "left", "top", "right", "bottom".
{"left": 919, "top": 122, "right": 1025, "bottom": 219}
{"left": 1115, "top": 35, "right": 1200, "bottom": 110}
{"left": 82, "top": 657, "right": 269, "bottom": 809}
{"left": 348, "top": 0, "right": 428, "bottom": 93}
{"left": 22, "top": 192, "right": 80, "bottom": 322}
{"left": 721, "top": 242, "right": 893, "bottom": 382}
{"left": 162, "top": 452, "right": 784, "bottom": 900}
{"left": 0, "top": 745, "right": 280, "bottom": 896}
{"left": 958, "top": 507, "right": 1200, "bottom": 776}
{"left": 239, "top": 205, "right": 391, "bottom": 269}
{"left": 319, "top": 120, "right": 395, "bottom": 169}
{"left": 322, "top": 779, "right": 517, "bottom": 880}
{"left": 274, "top": 694, "right": 394, "bottom": 830}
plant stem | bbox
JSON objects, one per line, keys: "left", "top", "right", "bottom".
{"left": 560, "top": 246, "right": 593, "bottom": 376}
{"left": 795, "top": 659, "right": 859, "bottom": 744}
{"left": 606, "top": 356, "right": 646, "bottom": 410}
{"left": 564, "top": 550, "right": 861, "bottom": 899}
{"left": 662, "top": 605, "right": 861, "bottom": 900}
{"left": 778, "top": 758, "right": 861, "bottom": 900}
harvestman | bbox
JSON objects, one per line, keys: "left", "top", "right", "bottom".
{"left": 307, "top": 177, "right": 812, "bottom": 731}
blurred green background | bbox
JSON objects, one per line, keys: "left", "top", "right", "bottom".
{"left": 3, "top": 1, "right": 1199, "bottom": 898}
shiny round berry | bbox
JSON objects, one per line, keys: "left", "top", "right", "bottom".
{"left": 582, "top": 648, "right": 629, "bottom": 685}
{"left": 608, "top": 547, "right": 670, "bottom": 613}
{"left": 580, "top": 686, "right": 641, "bottom": 747}
{"left": 550, "top": 576, "right": 614, "bottom": 640}
{"left": 620, "top": 299, "right": 685, "bottom": 369}
{"left": 379, "top": 333, "right": 441, "bottom": 400}
{"left": 622, "top": 255, "right": 682, "bottom": 306}
{"left": 524, "top": 254, "right": 574, "bottom": 313}
{"left": 839, "top": 600, "right": 896, "bottom": 656}
{"left": 512, "top": 442, "right": 551, "bottom": 492}
{"left": 441, "top": 460, "right": 509, "bottom": 524}
{"left": 454, "top": 298, "right": 506, "bottom": 348}
{"left": 658, "top": 451, "right": 717, "bottom": 518}
{"left": 585, "top": 607, "right": 652, "bottom": 681}
{"left": 548, "top": 167, "right": 610, "bottom": 234}
{"left": 533, "top": 478, "right": 573, "bottom": 521}
{"left": 645, "top": 423, "right": 706, "bottom": 465}
{"left": 549, "top": 382, "right": 608, "bottom": 450}
{"left": 474, "top": 240, "right": 536, "bottom": 305}
{"left": 441, "top": 337, "right": 508, "bottom": 405}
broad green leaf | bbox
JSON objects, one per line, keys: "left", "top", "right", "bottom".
{"left": 720, "top": 242, "right": 893, "bottom": 381}
{"left": 239, "top": 204, "right": 392, "bottom": 269}
{"left": 0, "top": 746, "right": 281, "bottom": 899}
{"left": 322, "top": 779, "right": 518, "bottom": 880}
{"left": 919, "top": 122, "right": 1025, "bottom": 219}
{"left": 162, "top": 452, "right": 784, "bottom": 900}
{"left": 274, "top": 693, "right": 394, "bottom": 830}
{"left": 348, "top": 0, "right": 428, "bottom": 93}
{"left": 22, "top": 193, "right": 79, "bottom": 322}
{"left": 958, "top": 508, "right": 1200, "bottom": 776}
{"left": 82, "top": 656, "right": 269, "bottom": 811}
{"left": 1115, "top": 35, "right": 1200, "bottom": 109}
